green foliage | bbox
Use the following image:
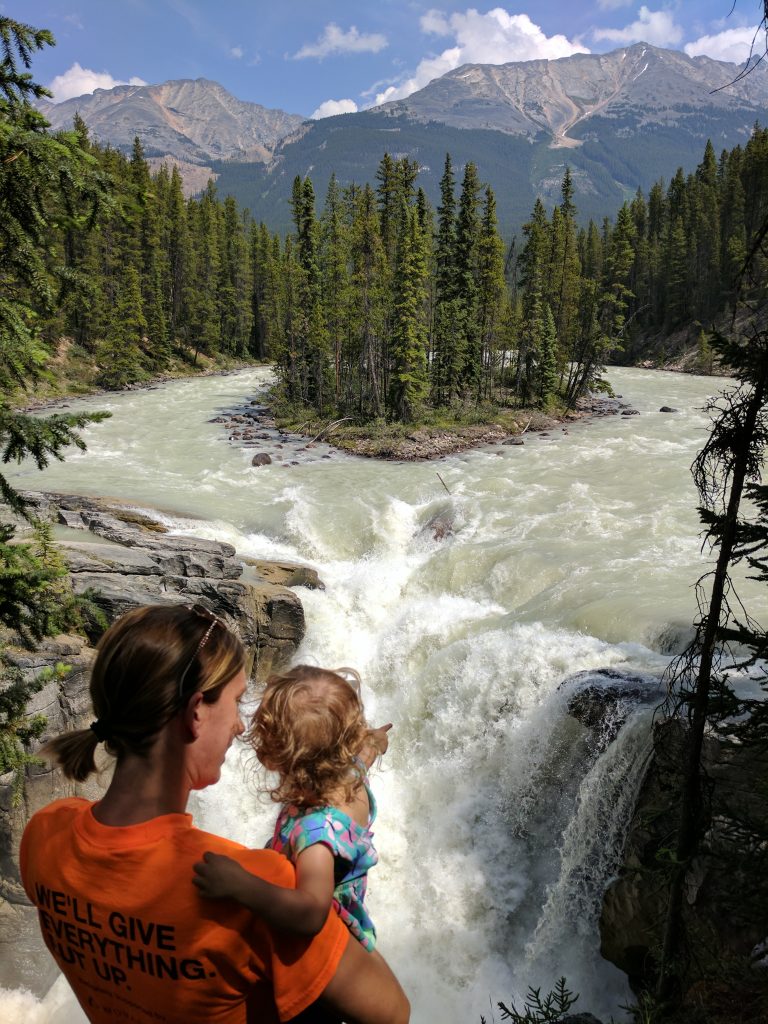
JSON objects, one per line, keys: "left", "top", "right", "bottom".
{"left": 0, "top": 518, "right": 88, "bottom": 643}
{"left": 485, "top": 978, "right": 578, "bottom": 1024}
{"left": 0, "top": 659, "right": 70, "bottom": 803}
{"left": 0, "top": 16, "right": 113, "bottom": 804}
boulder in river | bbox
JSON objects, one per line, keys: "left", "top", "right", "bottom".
{"left": 659, "top": 406, "right": 678, "bottom": 413}
{"left": 560, "top": 667, "right": 664, "bottom": 749}
{"left": 251, "top": 452, "right": 272, "bottom": 466}
{"left": 420, "top": 509, "right": 455, "bottom": 541}
{"left": 243, "top": 558, "right": 325, "bottom": 591}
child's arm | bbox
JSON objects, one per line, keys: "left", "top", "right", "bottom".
{"left": 193, "top": 846, "right": 335, "bottom": 936}
{"left": 360, "top": 722, "right": 392, "bottom": 769}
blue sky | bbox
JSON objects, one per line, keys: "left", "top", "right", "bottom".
{"left": 14, "top": 1, "right": 768, "bottom": 118}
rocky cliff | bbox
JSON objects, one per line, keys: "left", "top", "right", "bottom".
{"left": 0, "top": 492, "right": 319, "bottom": 995}
{"left": 600, "top": 718, "right": 768, "bottom": 1001}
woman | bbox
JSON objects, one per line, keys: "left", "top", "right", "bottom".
{"left": 20, "top": 603, "right": 409, "bottom": 1024}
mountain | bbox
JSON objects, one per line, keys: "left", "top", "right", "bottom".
{"left": 41, "top": 45, "right": 768, "bottom": 236}
{"left": 212, "top": 43, "right": 768, "bottom": 236}
{"left": 40, "top": 78, "right": 305, "bottom": 165}
{"left": 378, "top": 43, "right": 768, "bottom": 144}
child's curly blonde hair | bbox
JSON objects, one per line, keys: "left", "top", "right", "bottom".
{"left": 247, "top": 664, "right": 371, "bottom": 809}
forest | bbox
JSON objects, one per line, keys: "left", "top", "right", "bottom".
{"left": 18, "top": 110, "right": 768, "bottom": 425}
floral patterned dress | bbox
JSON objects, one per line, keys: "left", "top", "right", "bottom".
{"left": 266, "top": 767, "right": 378, "bottom": 951}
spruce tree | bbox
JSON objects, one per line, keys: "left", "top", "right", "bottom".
{"left": 475, "top": 186, "right": 508, "bottom": 401}
{"left": 455, "top": 161, "right": 482, "bottom": 395}
{"left": 516, "top": 199, "right": 550, "bottom": 400}
{"left": 320, "top": 174, "right": 350, "bottom": 404}
{"left": 432, "top": 153, "right": 462, "bottom": 405}
{"left": 97, "top": 265, "right": 147, "bottom": 388}
{"left": 0, "top": 17, "right": 109, "bottom": 782}
{"left": 348, "top": 183, "right": 387, "bottom": 417}
{"left": 165, "top": 164, "right": 191, "bottom": 349}
{"left": 389, "top": 204, "right": 429, "bottom": 421}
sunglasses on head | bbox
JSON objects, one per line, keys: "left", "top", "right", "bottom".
{"left": 178, "top": 604, "right": 223, "bottom": 700}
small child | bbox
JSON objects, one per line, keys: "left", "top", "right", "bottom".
{"left": 193, "top": 664, "right": 391, "bottom": 951}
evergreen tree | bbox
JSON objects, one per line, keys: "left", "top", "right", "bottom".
{"left": 432, "top": 153, "right": 463, "bottom": 405}
{"left": 187, "top": 182, "right": 222, "bottom": 363}
{"left": 475, "top": 186, "right": 508, "bottom": 401}
{"left": 550, "top": 168, "right": 580, "bottom": 363}
{"left": 0, "top": 16, "right": 109, "bottom": 514}
{"left": 0, "top": 17, "right": 109, "bottom": 784}
{"left": 219, "top": 195, "right": 252, "bottom": 357}
{"left": 97, "top": 265, "right": 147, "bottom": 388}
{"left": 538, "top": 304, "right": 558, "bottom": 406}
{"left": 320, "top": 174, "right": 350, "bottom": 403}
{"left": 389, "top": 204, "right": 429, "bottom": 421}
{"left": 348, "top": 183, "right": 387, "bottom": 417}
{"left": 455, "top": 161, "right": 482, "bottom": 394}
{"left": 165, "top": 164, "right": 191, "bottom": 349}
{"left": 516, "top": 198, "right": 550, "bottom": 400}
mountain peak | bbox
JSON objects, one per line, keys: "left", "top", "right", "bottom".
{"left": 42, "top": 78, "right": 305, "bottom": 165}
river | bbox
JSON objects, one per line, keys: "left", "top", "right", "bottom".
{"left": 4, "top": 366, "right": 763, "bottom": 1024}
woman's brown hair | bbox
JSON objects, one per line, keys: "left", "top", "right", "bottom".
{"left": 44, "top": 604, "right": 245, "bottom": 781}
{"left": 249, "top": 665, "right": 371, "bottom": 809}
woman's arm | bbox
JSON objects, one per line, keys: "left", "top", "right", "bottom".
{"left": 360, "top": 722, "right": 392, "bottom": 769}
{"left": 193, "top": 845, "right": 335, "bottom": 936}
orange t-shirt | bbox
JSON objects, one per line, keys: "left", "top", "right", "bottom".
{"left": 20, "top": 798, "right": 348, "bottom": 1024}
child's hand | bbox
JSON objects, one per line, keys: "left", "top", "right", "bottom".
{"left": 370, "top": 722, "right": 392, "bottom": 756}
{"left": 193, "top": 851, "right": 249, "bottom": 901}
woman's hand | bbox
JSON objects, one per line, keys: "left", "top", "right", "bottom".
{"left": 193, "top": 851, "right": 250, "bottom": 901}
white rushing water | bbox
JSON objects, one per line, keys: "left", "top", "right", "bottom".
{"left": 5, "top": 367, "right": 765, "bottom": 1023}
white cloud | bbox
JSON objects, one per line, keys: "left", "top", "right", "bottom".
{"left": 293, "top": 23, "right": 388, "bottom": 60}
{"left": 420, "top": 9, "right": 452, "bottom": 35}
{"left": 230, "top": 46, "right": 243, "bottom": 59}
{"left": 595, "top": 0, "right": 634, "bottom": 9}
{"left": 48, "top": 63, "right": 147, "bottom": 103}
{"left": 374, "top": 8, "right": 588, "bottom": 105}
{"left": 311, "top": 98, "right": 359, "bottom": 119}
{"left": 593, "top": 6, "right": 683, "bottom": 47}
{"left": 684, "top": 25, "right": 763, "bottom": 65}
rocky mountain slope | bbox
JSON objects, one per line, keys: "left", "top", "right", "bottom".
{"left": 379, "top": 43, "right": 768, "bottom": 146}
{"left": 40, "top": 78, "right": 305, "bottom": 165}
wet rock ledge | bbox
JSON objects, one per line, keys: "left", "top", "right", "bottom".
{"left": 0, "top": 491, "right": 322, "bottom": 994}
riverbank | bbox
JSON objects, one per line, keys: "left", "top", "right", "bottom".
{"left": 18, "top": 338, "right": 265, "bottom": 413}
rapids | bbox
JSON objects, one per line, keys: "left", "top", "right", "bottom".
{"left": 4, "top": 366, "right": 763, "bottom": 1023}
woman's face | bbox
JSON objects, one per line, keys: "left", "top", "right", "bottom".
{"left": 190, "top": 669, "right": 247, "bottom": 789}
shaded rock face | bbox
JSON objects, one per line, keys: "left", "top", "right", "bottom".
{"left": 1, "top": 492, "right": 320, "bottom": 995}
{"left": 600, "top": 719, "right": 768, "bottom": 994}
{"left": 0, "top": 634, "right": 102, "bottom": 994}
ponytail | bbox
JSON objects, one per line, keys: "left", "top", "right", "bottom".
{"left": 42, "top": 727, "right": 101, "bottom": 782}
